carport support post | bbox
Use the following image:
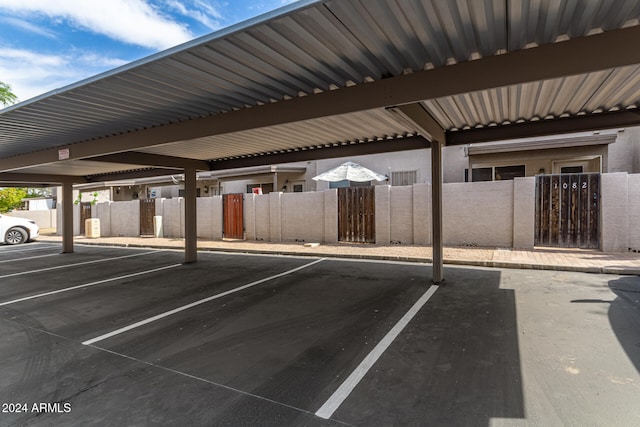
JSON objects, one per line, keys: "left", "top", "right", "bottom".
{"left": 184, "top": 167, "right": 197, "bottom": 263}
{"left": 431, "top": 140, "right": 444, "bottom": 284}
{"left": 62, "top": 181, "right": 74, "bottom": 253}
{"left": 390, "top": 103, "right": 445, "bottom": 284}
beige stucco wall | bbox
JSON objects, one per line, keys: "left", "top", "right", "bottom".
{"left": 110, "top": 200, "right": 140, "bottom": 237}
{"left": 513, "top": 177, "right": 536, "bottom": 248}
{"left": 281, "top": 192, "right": 325, "bottom": 242}
{"left": 601, "top": 173, "right": 629, "bottom": 252}
{"left": 628, "top": 174, "right": 640, "bottom": 251}
{"left": 73, "top": 175, "right": 635, "bottom": 252}
{"left": 413, "top": 184, "right": 431, "bottom": 245}
{"left": 314, "top": 149, "right": 431, "bottom": 190}
{"left": 443, "top": 181, "right": 514, "bottom": 247}
{"left": 470, "top": 145, "right": 607, "bottom": 177}
{"left": 160, "top": 198, "right": 185, "bottom": 238}
{"left": 389, "top": 185, "right": 413, "bottom": 244}
{"left": 6, "top": 209, "right": 57, "bottom": 229}
{"left": 196, "top": 196, "right": 222, "bottom": 239}
{"left": 252, "top": 194, "right": 271, "bottom": 241}
{"left": 608, "top": 128, "right": 640, "bottom": 173}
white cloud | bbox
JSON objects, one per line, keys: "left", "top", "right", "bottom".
{"left": 163, "top": 0, "right": 223, "bottom": 30}
{"left": 0, "top": 16, "right": 58, "bottom": 38}
{"left": 0, "top": 0, "right": 193, "bottom": 50}
{"left": 0, "top": 48, "right": 128, "bottom": 102}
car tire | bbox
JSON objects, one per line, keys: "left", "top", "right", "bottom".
{"left": 5, "top": 227, "right": 27, "bottom": 245}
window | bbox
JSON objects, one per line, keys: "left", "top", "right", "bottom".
{"left": 560, "top": 166, "right": 584, "bottom": 174}
{"left": 246, "top": 183, "right": 274, "bottom": 194}
{"left": 495, "top": 165, "right": 525, "bottom": 181}
{"left": 391, "top": 170, "right": 417, "bottom": 186}
{"left": 465, "top": 165, "right": 525, "bottom": 182}
{"left": 293, "top": 184, "right": 304, "bottom": 192}
{"left": 465, "top": 167, "right": 492, "bottom": 182}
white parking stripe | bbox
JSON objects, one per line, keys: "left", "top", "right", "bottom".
{"left": 0, "top": 250, "right": 163, "bottom": 279}
{"left": 315, "top": 284, "right": 439, "bottom": 420}
{"left": 0, "top": 244, "right": 59, "bottom": 253}
{"left": 83, "top": 258, "right": 326, "bottom": 346}
{"left": 0, "top": 253, "right": 60, "bottom": 264}
{"left": 0, "top": 264, "right": 181, "bottom": 306}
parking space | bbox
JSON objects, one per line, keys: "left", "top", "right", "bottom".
{"left": 1, "top": 245, "right": 639, "bottom": 426}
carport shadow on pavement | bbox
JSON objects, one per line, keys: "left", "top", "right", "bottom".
{"left": 607, "top": 276, "right": 640, "bottom": 373}
{"left": 331, "top": 266, "right": 525, "bottom": 427}
{"left": 0, "top": 250, "right": 525, "bottom": 426}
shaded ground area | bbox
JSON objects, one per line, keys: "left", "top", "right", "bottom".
{"left": 0, "top": 243, "right": 638, "bottom": 426}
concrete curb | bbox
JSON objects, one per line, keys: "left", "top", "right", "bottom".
{"left": 66, "top": 239, "right": 638, "bottom": 275}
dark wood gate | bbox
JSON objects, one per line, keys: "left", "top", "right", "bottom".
{"left": 535, "top": 173, "right": 600, "bottom": 249}
{"left": 140, "top": 198, "right": 156, "bottom": 235}
{"left": 223, "top": 193, "right": 244, "bottom": 239}
{"left": 338, "top": 187, "right": 375, "bottom": 243}
{"left": 79, "top": 202, "right": 92, "bottom": 235}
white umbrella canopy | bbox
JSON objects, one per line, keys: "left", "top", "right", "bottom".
{"left": 312, "top": 161, "right": 387, "bottom": 182}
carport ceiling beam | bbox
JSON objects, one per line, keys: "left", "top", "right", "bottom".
{"left": 0, "top": 172, "right": 85, "bottom": 185}
{"left": 210, "top": 136, "right": 430, "bottom": 170}
{"left": 90, "top": 152, "right": 210, "bottom": 171}
{"left": 388, "top": 104, "right": 445, "bottom": 144}
{"left": 447, "top": 109, "right": 640, "bottom": 145}
{"left": 2, "top": 25, "right": 640, "bottom": 172}
{"left": 85, "top": 168, "right": 185, "bottom": 183}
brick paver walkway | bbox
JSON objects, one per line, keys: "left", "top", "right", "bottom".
{"left": 36, "top": 233, "right": 640, "bottom": 275}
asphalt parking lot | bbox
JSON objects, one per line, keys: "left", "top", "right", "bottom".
{"left": 0, "top": 242, "right": 639, "bottom": 426}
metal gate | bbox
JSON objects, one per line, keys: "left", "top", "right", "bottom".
{"left": 140, "top": 198, "right": 156, "bottom": 236}
{"left": 338, "top": 187, "right": 375, "bottom": 243}
{"left": 223, "top": 193, "right": 244, "bottom": 239}
{"left": 535, "top": 173, "right": 600, "bottom": 249}
{"left": 79, "top": 202, "right": 92, "bottom": 235}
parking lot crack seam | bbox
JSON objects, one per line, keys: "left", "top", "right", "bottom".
{"left": 83, "top": 344, "right": 354, "bottom": 426}
{"left": 0, "top": 316, "right": 354, "bottom": 426}
{"left": 81, "top": 258, "right": 327, "bottom": 346}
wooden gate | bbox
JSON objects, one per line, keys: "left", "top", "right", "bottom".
{"left": 140, "top": 198, "right": 156, "bottom": 235}
{"left": 223, "top": 193, "right": 244, "bottom": 239}
{"left": 79, "top": 202, "right": 92, "bottom": 235}
{"left": 535, "top": 173, "right": 600, "bottom": 249}
{"left": 338, "top": 187, "right": 375, "bottom": 243}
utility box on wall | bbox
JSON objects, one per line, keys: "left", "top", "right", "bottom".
{"left": 85, "top": 218, "right": 100, "bottom": 238}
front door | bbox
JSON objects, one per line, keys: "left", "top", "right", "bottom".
{"left": 223, "top": 193, "right": 244, "bottom": 239}
{"left": 140, "top": 198, "right": 156, "bottom": 236}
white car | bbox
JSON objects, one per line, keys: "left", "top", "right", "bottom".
{"left": 0, "top": 214, "right": 40, "bottom": 245}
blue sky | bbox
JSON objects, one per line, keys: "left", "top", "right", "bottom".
{"left": 0, "top": 0, "right": 298, "bottom": 103}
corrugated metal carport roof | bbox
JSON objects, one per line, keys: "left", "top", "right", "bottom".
{"left": 1, "top": 0, "right": 639, "bottom": 182}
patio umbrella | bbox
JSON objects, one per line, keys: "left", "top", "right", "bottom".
{"left": 312, "top": 161, "right": 387, "bottom": 182}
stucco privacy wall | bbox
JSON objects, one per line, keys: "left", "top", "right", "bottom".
{"left": 374, "top": 181, "right": 521, "bottom": 248}
{"left": 245, "top": 190, "right": 337, "bottom": 243}
{"left": 444, "top": 181, "right": 514, "bottom": 247}
{"left": 110, "top": 200, "right": 139, "bottom": 237}
{"left": 629, "top": 174, "right": 640, "bottom": 251}
{"left": 196, "top": 196, "right": 222, "bottom": 240}
{"left": 601, "top": 172, "right": 640, "bottom": 252}
{"left": 601, "top": 173, "right": 629, "bottom": 251}
{"left": 75, "top": 174, "right": 639, "bottom": 251}
{"left": 6, "top": 209, "right": 56, "bottom": 229}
